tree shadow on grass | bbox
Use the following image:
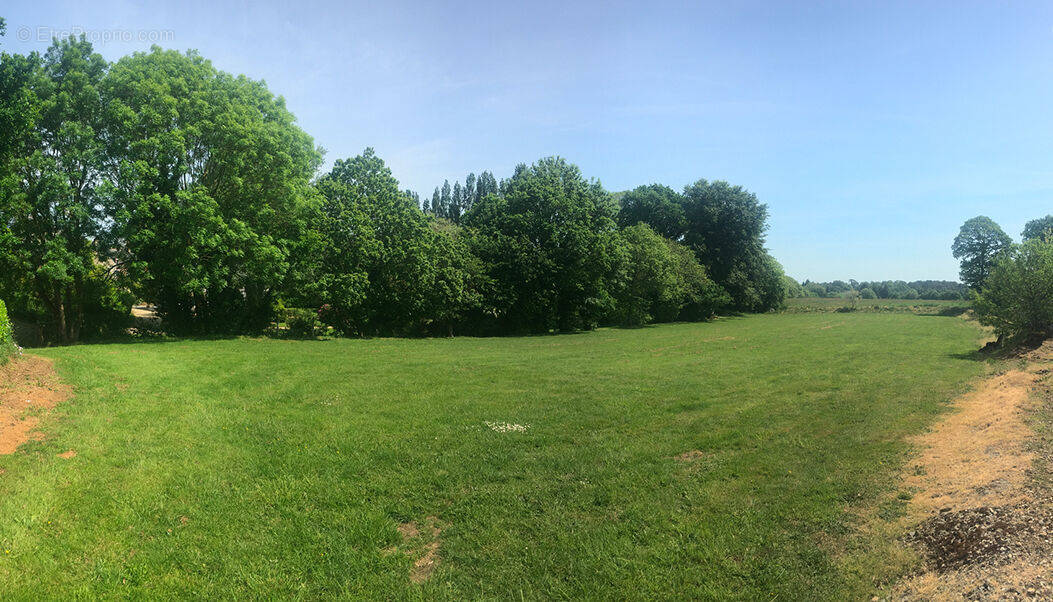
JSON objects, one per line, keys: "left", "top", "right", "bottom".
{"left": 949, "top": 336, "right": 1048, "bottom": 362}
{"left": 915, "top": 306, "right": 971, "bottom": 318}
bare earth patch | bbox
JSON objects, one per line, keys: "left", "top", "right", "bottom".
{"left": 890, "top": 341, "right": 1053, "bottom": 600}
{"left": 0, "top": 356, "right": 71, "bottom": 455}
{"left": 675, "top": 450, "right": 707, "bottom": 462}
{"left": 388, "top": 516, "right": 444, "bottom": 584}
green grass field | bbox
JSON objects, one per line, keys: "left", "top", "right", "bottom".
{"left": 784, "top": 297, "right": 968, "bottom": 313}
{"left": 0, "top": 313, "right": 989, "bottom": 599}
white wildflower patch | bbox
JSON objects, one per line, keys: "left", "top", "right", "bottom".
{"left": 485, "top": 420, "right": 529, "bottom": 433}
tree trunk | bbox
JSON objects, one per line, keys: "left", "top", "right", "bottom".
{"left": 56, "top": 300, "right": 68, "bottom": 344}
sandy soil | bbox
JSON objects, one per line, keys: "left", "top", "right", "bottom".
{"left": 0, "top": 356, "right": 71, "bottom": 455}
{"left": 890, "top": 341, "right": 1053, "bottom": 600}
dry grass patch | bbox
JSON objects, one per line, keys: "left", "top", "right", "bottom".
{"left": 889, "top": 341, "right": 1053, "bottom": 600}
{"left": 388, "top": 516, "right": 445, "bottom": 584}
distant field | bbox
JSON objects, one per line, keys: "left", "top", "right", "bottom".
{"left": 0, "top": 313, "right": 989, "bottom": 599}
{"left": 785, "top": 297, "right": 968, "bottom": 312}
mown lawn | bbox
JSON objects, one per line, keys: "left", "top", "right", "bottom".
{"left": 0, "top": 313, "right": 987, "bottom": 599}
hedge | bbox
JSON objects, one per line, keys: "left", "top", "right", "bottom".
{"left": 0, "top": 300, "right": 16, "bottom": 364}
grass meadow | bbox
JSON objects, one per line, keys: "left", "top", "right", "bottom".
{"left": 783, "top": 297, "right": 968, "bottom": 312}
{"left": 0, "top": 312, "right": 989, "bottom": 599}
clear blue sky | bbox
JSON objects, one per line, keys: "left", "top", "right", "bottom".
{"left": 4, "top": 0, "right": 1052, "bottom": 281}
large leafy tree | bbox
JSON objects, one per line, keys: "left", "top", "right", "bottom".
{"left": 0, "top": 35, "right": 40, "bottom": 312}
{"left": 464, "top": 156, "right": 621, "bottom": 333}
{"left": 610, "top": 224, "right": 680, "bottom": 326}
{"left": 421, "top": 220, "right": 483, "bottom": 336}
{"left": 609, "top": 223, "right": 727, "bottom": 326}
{"left": 618, "top": 178, "right": 782, "bottom": 311}
{"left": 311, "top": 149, "right": 460, "bottom": 336}
{"left": 1023, "top": 215, "right": 1053, "bottom": 242}
{"left": 616, "top": 184, "right": 685, "bottom": 239}
{"left": 680, "top": 179, "right": 782, "bottom": 311}
{"left": 100, "top": 47, "right": 321, "bottom": 333}
{"left": 0, "top": 37, "right": 123, "bottom": 342}
{"left": 952, "top": 216, "right": 1012, "bottom": 290}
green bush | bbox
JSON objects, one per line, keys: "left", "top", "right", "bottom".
{"left": 973, "top": 238, "right": 1053, "bottom": 342}
{"left": 609, "top": 225, "right": 730, "bottom": 327}
{"left": 0, "top": 300, "right": 17, "bottom": 363}
{"left": 285, "top": 308, "right": 321, "bottom": 338}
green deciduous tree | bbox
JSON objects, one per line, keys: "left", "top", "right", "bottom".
{"left": 616, "top": 184, "right": 685, "bottom": 239}
{"left": 680, "top": 179, "right": 779, "bottom": 311}
{"left": 309, "top": 149, "right": 480, "bottom": 336}
{"left": 476, "top": 171, "right": 498, "bottom": 200}
{"left": 463, "top": 172, "right": 476, "bottom": 214}
{"left": 610, "top": 224, "right": 680, "bottom": 326}
{"left": 973, "top": 237, "right": 1053, "bottom": 342}
{"left": 782, "top": 276, "right": 805, "bottom": 299}
{"left": 1023, "top": 215, "right": 1053, "bottom": 242}
{"left": 0, "top": 37, "right": 127, "bottom": 342}
{"left": 100, "top": 47, "right": 321, "bottom": 333}
{"left": 451, "top": 180, "right": 463, "bottom": 223}
{"left": 464, "top": 157, "right": 621, "bottom": 333}
{"left": 664, "top": 236, "right": 731, "bottom": 321}
{"left": 312, "top": 149, "right": 429, "bottom": 335}
{"left": 610, "top": 224, "right": 728, "bottom": 326}
{"left": 429, "top": 187, "right": 439, "bottom": 215}
{"left": 952, "top": 216, "right": 1013, "bottom": 290}
{"left": 421, "top": 220, "right": 483, "bottom": 336}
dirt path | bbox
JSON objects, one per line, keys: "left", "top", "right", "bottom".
{"left": 0, "top": 356, "right": 70, "bottom": 455}
{"left": 889, "top": 341, "right": 1053, "bottom": 600}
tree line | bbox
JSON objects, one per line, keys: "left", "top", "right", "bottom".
{"left": 792, "top": 279, "right": 968, "bottom": 300}
{"left": 0, "top": 35, "right": 789, "bottom": 344}
{"left": 423, "top": 171, "right": 499, "bottom": 223}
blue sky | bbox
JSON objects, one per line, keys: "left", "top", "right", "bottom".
{"left": 4, "top": 0, "right": 1052, "bottom": 281}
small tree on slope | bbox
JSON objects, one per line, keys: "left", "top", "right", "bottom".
{"left": 973, "top": 237, "right": 1053, "bottom": 343}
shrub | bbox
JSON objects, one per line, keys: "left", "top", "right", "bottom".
{"left": 973, "top": 238, "right": 1053, "bottom": 342}
{"left": 842, "top": 289, "right": 860, "bottom": 309}
{"left": 285, "top": 308, "right": 321, "bottom": 338}
{"left": 0, "top": 300, "right": 17, "bottom": 363}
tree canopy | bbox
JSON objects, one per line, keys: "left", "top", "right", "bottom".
{"left": 952, "top": 216, "right": 1012, "bottom": 290}
{"left": 1023, "top": 215, "right": 1053, "bottom": 242}
{"left": 463, "top": 157, "right": 622, "bottom": 333}
{"left": 0, "top": 36, "right": 790, "bottom": 343}
{"left": 616, "top": 184, "right": 686, "bottom": 239}
{"left": 974, "top": 237, "right": 1053, "bottom": 342}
